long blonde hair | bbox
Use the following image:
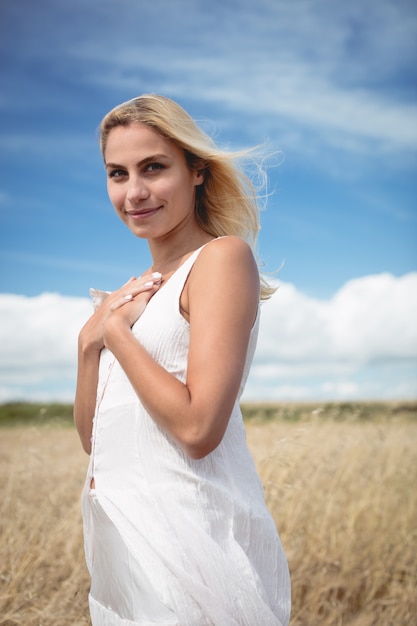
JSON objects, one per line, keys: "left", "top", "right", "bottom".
{"left": 99, "top": 94, "right": 275, "bottom": 300}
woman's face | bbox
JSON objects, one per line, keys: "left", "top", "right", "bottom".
{"left": 104, "top": 123, "right": 203, "bottom": 240}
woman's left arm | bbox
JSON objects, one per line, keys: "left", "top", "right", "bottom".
{"left": 103, "top": 236, "right": 259, "bottom": 459}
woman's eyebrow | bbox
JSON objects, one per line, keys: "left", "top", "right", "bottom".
{"left": 105, "top": 154, "right": 170, "bottom": 169}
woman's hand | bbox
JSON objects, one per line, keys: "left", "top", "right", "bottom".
{"left": 79, "top": 272, "right": 162, "bottom": 353}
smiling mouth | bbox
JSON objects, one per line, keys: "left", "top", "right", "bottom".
{"left": 126, "top": 206, "right": 162, "bottom": 219}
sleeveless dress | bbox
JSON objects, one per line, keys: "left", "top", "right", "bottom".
{"left": 81, "top": 243, "right": 291, "bottom": 626}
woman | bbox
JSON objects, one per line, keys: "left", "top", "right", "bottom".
{"left": 75, "top": 94, "right": 291, "bottom": 626}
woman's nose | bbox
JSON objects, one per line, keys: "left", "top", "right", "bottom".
{"left": 126, "top": 176, "right": 150, "bottom": 203}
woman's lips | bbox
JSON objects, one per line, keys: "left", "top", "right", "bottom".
{"left": 126, "top": 206, "right": 162, "bottom": 220}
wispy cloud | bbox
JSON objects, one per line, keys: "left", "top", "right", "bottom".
{"left": 82, "top": 1, "right": 417, "bottom": 154}
{"left": 0, "top": 250, "right": 118, "bottom": 275}
{"left": 0, "top": 0, "right": 414, "bottom": 309}
{"left": 2, "top": 0, "right": 415, "bottom": 164}
{"left": 0, "top": 133, "right": 99, "bottom": 162}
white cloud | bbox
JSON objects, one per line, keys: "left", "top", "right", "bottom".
{"left": 256, "top": 272, "right": 417, "bottom": 362}
{"left": 0, "top": 272, "right": 416, "bottom": 403}
{"left": 244, "top": 271, "right": 417, "bottom": 400}
{"left": 0, "top": 293, "right": 92, "bottom": 402}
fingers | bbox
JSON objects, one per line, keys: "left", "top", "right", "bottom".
{"left": 110, "top": 272, "right": 162, "bottom": 311}
{"left": 122, "top": 272, "right": 162, "bottom": 287}
{"left": 110, "top": 296, "right": 133, "bottom": 312}
{"left": 149, "top": 271, "right": 163, "bottom": 283}
{"left": 130, "top": 272, "right": 162, "bottom": 294}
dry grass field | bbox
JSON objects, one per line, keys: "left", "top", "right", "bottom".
{"left": 0, "top": 403, "right": 416, "bottom": 625}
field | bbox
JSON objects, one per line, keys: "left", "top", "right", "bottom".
{"left": 0, "top": 402, "right": 416, "bottom": 625}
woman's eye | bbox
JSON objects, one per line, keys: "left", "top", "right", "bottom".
{"left": 145, "top": 163, "right": 164, "bottom": 173}
{"left": 109, "top": 169, "right": 127, "bottom": 179}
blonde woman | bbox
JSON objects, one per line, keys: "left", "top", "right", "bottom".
{"left": 75, "top": 94, "right": 290, "bottom": 626}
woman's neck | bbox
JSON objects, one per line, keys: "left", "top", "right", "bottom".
{"left": 147, "top": 230, "right": 215, "bottom": 275}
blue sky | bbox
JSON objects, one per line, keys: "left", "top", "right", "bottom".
{"left": 0, "top": 0, "right": 416, "bottom": 402}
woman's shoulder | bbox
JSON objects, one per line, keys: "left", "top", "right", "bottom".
{"left": 190, "top": 236, "right": 259, "bottom": 290}
{"left": 183, "top": 236, "right": 260, "bottom": 327}
{"left": 197, "top": 235, "right": 255, "bottom": 266}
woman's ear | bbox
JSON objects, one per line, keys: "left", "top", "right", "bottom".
{"left": 195, "top": 169, "right": 205, "bottom": 186}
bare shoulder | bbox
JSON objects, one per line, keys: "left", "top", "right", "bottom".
{"left": 194, "top": 235, "right": 258, "bottom": 274}
{"left": 181, "top": 237, "right": 258, "bottom": 319}
{"left": 187, "top": 236, "right": 260, "bottom": 307}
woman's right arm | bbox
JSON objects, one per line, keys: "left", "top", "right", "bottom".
{"left": 73, "top": 274, "right": 162, "bottom": 453}
{"left": 74, "top": 340, "right": 101, "bottom": 454}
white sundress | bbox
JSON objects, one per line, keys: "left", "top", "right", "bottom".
{"left": 81, "top": 243, "right": 291, "bottom": 626}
